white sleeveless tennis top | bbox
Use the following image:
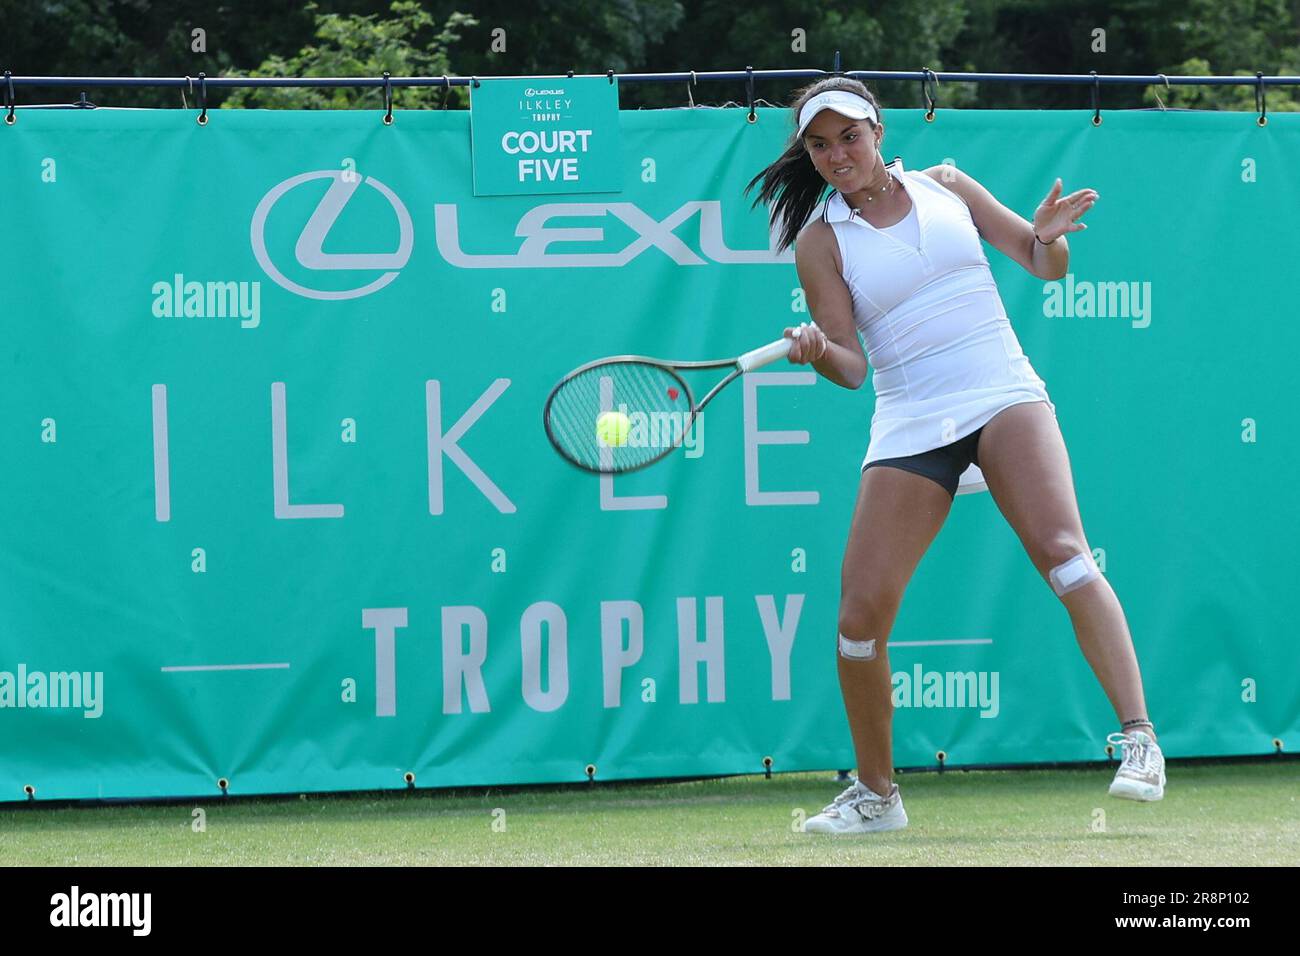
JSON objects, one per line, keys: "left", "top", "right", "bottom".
{"left": 819, "top": 158, "right": 1056, "bottom": 495}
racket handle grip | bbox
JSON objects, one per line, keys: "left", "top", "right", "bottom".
{"left": 737, "top": 337, "right": 793, "bottom": 372}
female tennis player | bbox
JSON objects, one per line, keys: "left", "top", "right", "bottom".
{"left": 745, "top": 78, "right": 1165, "bottom": 834}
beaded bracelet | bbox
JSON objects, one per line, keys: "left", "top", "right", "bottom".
{"left": 1121, "top": 717, "right": 1155, "bottom": 733}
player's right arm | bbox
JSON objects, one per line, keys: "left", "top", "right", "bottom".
{"left": 788, "top": 220, "right": 869, "bottom": 390}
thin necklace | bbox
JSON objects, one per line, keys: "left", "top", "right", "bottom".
{"left": 847, "top": 165, "right": 895, "bottom": 214}
{"left": 862, "top": 163, "right": 894, "bottom": 203}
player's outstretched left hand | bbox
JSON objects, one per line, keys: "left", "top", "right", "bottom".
{"left": 1033, "top": 178, "right": 1098, "bottom": 244}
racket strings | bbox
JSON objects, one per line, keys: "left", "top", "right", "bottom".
{"left": 546, "top": 362, "right": 693, "bottom": 472}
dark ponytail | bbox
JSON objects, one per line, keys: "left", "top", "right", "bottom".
{"left": 744, "top": 77, "right": 883, "bottom": 254}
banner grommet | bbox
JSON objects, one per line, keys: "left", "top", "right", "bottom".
{"left": 196, "top": 72, "right": 208, "bottom": 126}
{"left": 922, "top": 68, "right": 938, "bottom": 122}
{"left": 3, "top": 70, "right": 15, "bottom": 126}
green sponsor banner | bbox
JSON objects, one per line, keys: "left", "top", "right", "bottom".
{"left": 470, "top": 76, "right": 622, "bottom": 195}
{"left": 0, "top": 107, "right": 1295, "bottom": 803}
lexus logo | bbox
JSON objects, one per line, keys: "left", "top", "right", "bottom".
{"left": 250, "top": 171, "right": 413, "bottom": 300}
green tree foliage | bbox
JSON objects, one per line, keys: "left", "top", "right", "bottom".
{"left": 630, "top": 0, "right": 978, "bottom": 109}
{"left": 223, "top": 2, "right": 477, "bottom": 109}
{"left": 425, "top": 0, "right": 686, "bottom": 95}
{"left": 0, "top": 0, "right": 319, "bottom": 107}
{"left": 1139, "top": 0, "right": 1300, "bottom": 112}
{"left": 949, "top": 0, "right": 1299, "bottom": 111}
{"left": 431, "top": 0, "right": 976, "bottom": 109}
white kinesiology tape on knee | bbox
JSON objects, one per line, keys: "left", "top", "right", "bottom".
{"left": 1049, "top": 551, "right": 1100, "bottom": 596}
{"left": 838, "top": 634, "right": 877, "bottom": 661}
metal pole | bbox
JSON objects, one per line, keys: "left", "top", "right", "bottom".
{"left": 4, "top": 69, "right": 1300, "bottom": 91}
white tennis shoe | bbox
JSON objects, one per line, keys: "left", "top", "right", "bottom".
{"left": 802, "top": 779, "right": 908, "bottom": 834}
{"left": 1107, "top": 731, "right": 1166, "bottom": 801}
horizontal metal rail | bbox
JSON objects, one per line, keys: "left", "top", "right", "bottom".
{"left": 6, "top": 68, "right": 1300, "bottom": 90}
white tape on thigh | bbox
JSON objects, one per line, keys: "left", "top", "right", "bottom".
{"left": 1049, "top": 551, "right": 1100, "bottom": 596}
{"left": 838, "top": 634, "right": 877, "bottom": 661}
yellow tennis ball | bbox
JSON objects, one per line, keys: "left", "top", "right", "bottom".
{"left": 596, "top": 411, "right": 631, "bottom": 447}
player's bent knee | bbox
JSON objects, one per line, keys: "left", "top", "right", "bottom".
{"left": 837, "top": 600, "right": 895, "bottom": 662}
{"left": 1048, "top": 550, "right": 1100, "bottom": 597}
{"left": 838, "top": 633, "right": 878, "bottom": 661}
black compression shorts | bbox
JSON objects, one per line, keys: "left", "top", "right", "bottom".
{"left": 862, "top": 427, "right": 984, "bottom": 500}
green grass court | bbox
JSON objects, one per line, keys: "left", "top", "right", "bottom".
{"left": 3, "top": 761, "right": 1295, "bottom": 866}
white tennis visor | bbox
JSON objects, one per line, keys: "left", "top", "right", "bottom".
{"left": 797, "top": 90, "right": 879, "bottom": 138}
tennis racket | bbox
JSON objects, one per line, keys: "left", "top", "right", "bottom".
{"left": 543, "top": 337, "right": 793, "bottom": 474}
